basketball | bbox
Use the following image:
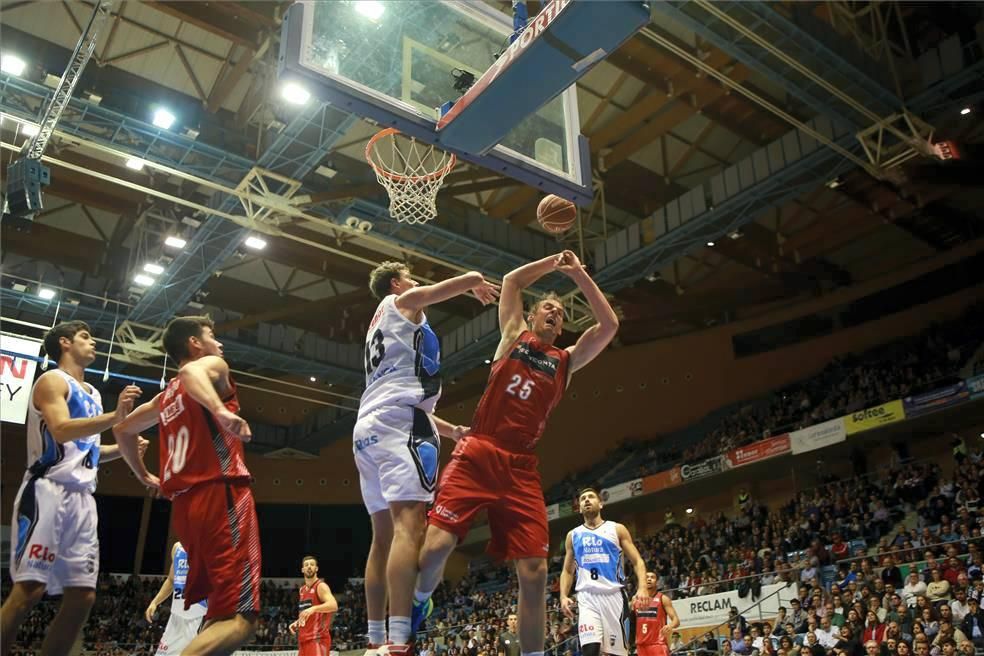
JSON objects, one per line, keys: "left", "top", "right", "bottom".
{"left": 537, "top": 195, "right": 577, "bottom": 233}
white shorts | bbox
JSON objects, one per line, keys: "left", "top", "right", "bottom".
{"left": 155, "top": 612, "right": 203, "bottom": 655}
{"left": 353, "top": 405, "right": 440, "bottom": 514}
{"left": 578, "top": 591, "right": 630, "bottom": 656}
{"left": 9, "top": 475, "right": 99, "bottom": 594}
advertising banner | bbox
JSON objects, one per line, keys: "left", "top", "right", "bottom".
{"left": 680, "top": 455, "right": 728, "bottom": 482}
{"left": 600, "top": 478, "right": 643, "bottom": 504}
{"left": 902, "top": 381, "right": 970, "bottom": 418}
{"left": 1, "top": 336, "right": 42, "bottom": 425}
{"left": 790, "top": 418, "right": 847, "bottom": 454}
{"left": 675, "top": 582, "right": 800, "bottom": 628}
{"left": 844, "top": 399, "right": 905, "bottom": 435}
{"left": 725, "top": 434, "right": 791, "bottom": 468}
{"left": 965, "top": 373, "right": 984, "bottom": 400}
{"left": 643, "top": 467, "right": 682, "bottom": 494}
{"left": 546, "top": 503, "right": 560, "bottom": 522}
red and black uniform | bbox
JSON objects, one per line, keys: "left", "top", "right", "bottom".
{"left": 298, "top": 578, "right": 332, "bottom": 656}
{"left": 636, "top": 594, "right": 670, "bottom": 656}
{"left": 157, "top": 374, "right": 260, "bottom": 620}
{"left": 429, "top": 330, "right": 570, "bottom": 560}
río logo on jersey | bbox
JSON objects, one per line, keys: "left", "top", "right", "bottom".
{"left": 27, "top": 544, "right": 56, "bottom": 570}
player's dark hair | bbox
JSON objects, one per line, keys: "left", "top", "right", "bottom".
{"left": 302, "top": 555, "right": 318, "bottom": 565}
{"left": 577, "top": 486, "right": 601, "bottom": 499}
{"left": 43, "top": 321, "right": 92, "bottom": 364}
{"left": 369, "top": 261, "right": 410, "bottom": 300}
{"left": 163, "top": 315, "right": 215, "bottom": 362}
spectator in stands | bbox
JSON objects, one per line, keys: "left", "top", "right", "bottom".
{"left": 904, "top": 573, "right": 928, "bottom": 607}
{"left": 864, "top": 611, "right": 888, "bottom": 644}
{"left": 959, "top": 596, "right": 984, "bottom": 647}
{"left": 928, "top": 570, "right": 952, "bottom": 603}
{"left": 817, "top": 616, "right": 842, "bottom": 648}
{"left": 881, "top": 556, "right": 904, "bottom": 590}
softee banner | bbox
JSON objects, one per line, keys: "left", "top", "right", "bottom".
{"left": 845, "top": 399, "right": 905, "bottom": 435}
{"left": 902, "top": 381, "right": 970, "bottom": 418}
{"left": 725, "top": 434, "right": 790, "bottom": 468}
{"left": 790, "top": 417, "right": 846, "bottom": 454}
{"left": 967, "top": 373, "right": 984, "bottom": 400}
{"left": 676, "top": 582, "right": 799, "bottom": 628}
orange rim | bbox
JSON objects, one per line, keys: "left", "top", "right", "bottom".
{"left": 365, "top": 127, "right": 457, "bottom": 183}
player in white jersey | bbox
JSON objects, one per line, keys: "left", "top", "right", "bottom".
{"left": 560, "top": 487, "right": 649, "bottom": 656}
{"left": 146, "top": 541, "right": 208, "bottom": 655}
{"left": 355, "top": 261, "right": 498, "bottom": 654}
{"left": 1, "top": 321, "right": 144, "bottom": 656}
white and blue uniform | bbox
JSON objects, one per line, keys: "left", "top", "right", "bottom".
{"left": 9, "top": 369, "right": 103, "bottom": 593}
{"left": 354, "top": 294, "right": 442, "bottom": 514}
{"left": 155, "top": 542, "right": 206, "bottom": 656}
{"left": 572, "top": 521, "right": 630, "bottom": 655}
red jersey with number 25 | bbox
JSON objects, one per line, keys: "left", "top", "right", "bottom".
{"left": 469, "top": 330, "right": 570, "bottom": 454}
{"left": 636, "top": 595, "right": 669, "bottom": 647}
{"left": 157, "top": 373, "right": 250, "bottom": 498}
{"left": 298, "top": 578, "right": 332, "bottom": 643}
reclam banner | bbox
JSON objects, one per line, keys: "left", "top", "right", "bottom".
{"left": 675, "top": 582, "right": 799, "bottom": 628}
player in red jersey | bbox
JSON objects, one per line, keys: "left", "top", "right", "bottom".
{"left": 289, "top": 555, "right": 337, "bottom": 656}
{"left": 635, "top": 572, "right": 680, "bottom": 656}
{"left": 114, "top": 316, "right": 258, "bottom": 655}
{"left": 409, "top": 250, "right": 619, "bottom": 656}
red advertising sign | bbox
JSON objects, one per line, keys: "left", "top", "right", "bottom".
{"left": 642, "top": 466, "right": 682, "bottom": 494}
{"left": 725, "top": 434, "right": 791, "bottom": 468}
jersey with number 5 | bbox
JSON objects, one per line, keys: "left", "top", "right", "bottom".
{"left": 157, "top": 373, "right": 249, "bottom": 498}
{"left": 470, "top": 330, "right": 569, "bottom": 454}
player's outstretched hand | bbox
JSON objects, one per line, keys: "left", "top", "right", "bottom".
{"left": 632, "top": 591, "right": 651, "bottom": 612}
{"left": 288, "top": 620, "right": 299, "bottom": 635}
{"left": 561, "top": 596, "right": 576, "bottom": 619}
{"left": 113, "top": 385, "right": 143, "bottom": 422}
{"left": 215, "top": 407, "right": 252, "bottom": 442}
{"left": 471, "top": 278, "right": 501, "bottom": 305}
{"left": 450, "top": 425, "right": 470, "bottom": 442}
{"left": 145, "top": 600, "right": 158, "bottom": 623}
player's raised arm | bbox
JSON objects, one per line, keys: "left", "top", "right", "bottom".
{"left": 34, "top": 372, "right": 142, "bottom": 443}
{"left": 396, "top": 270, "right": 500, "bottom": 312}
{"left": 560, "top": 251, "right": 619, "bottom": 373}
{"left": 179, "top": 355, "right": 251, "bottom": 441}
{"left": 616, "top": 523, "right": 650, "bottom": 609}
{"left": 559, "top": 530, "right": 578, "bottom": 619}
{"left": 496, "top": 254, "right": 563, "bottom": 356}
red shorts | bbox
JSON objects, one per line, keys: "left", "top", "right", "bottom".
{"left": 299, "top": 638, "right": 332, "bottom": 656}
{"left": 637, "top": 644, "right": 670, "bottom": 656}
{"left": 428, "top": 436, "right": 548, "bottom": 560}
{"left": 172, "top": 480, "right": 261, "bottom": 621}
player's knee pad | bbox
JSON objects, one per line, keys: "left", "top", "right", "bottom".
{"left": 582, "top": 642, "right": 602, "bottom": 656}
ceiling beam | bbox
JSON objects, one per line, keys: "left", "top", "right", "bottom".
{"left": 147, "top": 1, "right": 263, "bottom": 49}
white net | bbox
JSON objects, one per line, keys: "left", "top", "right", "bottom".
{"left": 365, "top": 128, "right": 456, "bottom": 224}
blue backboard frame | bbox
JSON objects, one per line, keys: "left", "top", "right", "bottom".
{"left": 278, "top": 0, "right": 593, "bottom": 205}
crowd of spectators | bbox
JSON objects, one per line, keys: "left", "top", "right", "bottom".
{"left": 547, "top": 303, "right": 984, "bottom": 505}
{"left": 4, "top": 446, "right": 981, "bottom": 656}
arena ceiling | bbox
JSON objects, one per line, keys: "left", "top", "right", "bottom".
{"left": 1, "top": 0, "right": 982, "bottom": 453}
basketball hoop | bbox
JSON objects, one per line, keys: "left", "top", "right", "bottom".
{"left": 365, "top": 128, "right": 456, "bottom": 224}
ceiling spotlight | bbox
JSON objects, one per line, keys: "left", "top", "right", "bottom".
{"left": 133, "top": 273, "right": 155, "bottom": 287}
{"left": 1, "top": 53, "right": 26, "bottom": 76}
{"left": 20, "top": 122, "right": 40, "bottom": 137}
{"left": 706, "top": 241, "right": 715, "bottom": 247}
{"left": 484, "top": 359, "right": 492, "bottom": 364}
{"left": 960, "top": 107, "right": 971, "bottom": 116}
{"left": 309, "top": 376, "right": 317, "bottom": 382}
{"left": 280, "top": 82, "right": 311, "bottom": 106}
{"left": 152, "top": 107, "right": 176, "bottom": 129}
{"left": 125, "top": 158, "right": 146, "bottom": 171}
{"left": 354, "top": 0, "right": 385, "bottom": 21}
{"left": 38, "top": 287, "right": 56, "bottom": 300}
{"left": 826, "top": 177, "right": 843, "bottom": 189}
{"left": 728, "top": 230, "right": 743, "bottom": 240}
{"left": 244, "top": 235, "right": 267, "bottom": 250}
{"left": 686, "top": 507, "right": 694, "bottom": 514}
{"left": 164, "top": 235, "right": 187, "bottom": 249}
{"left": 143, "top": 262, "right": 165, "bottom": 275}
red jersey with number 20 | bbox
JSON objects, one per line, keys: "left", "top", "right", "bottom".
{"left": 157, "top": 374, "right": 250, "bottom": 498}
{"left": 636, "top": 595, "right": 669, "bottom": 647}
{"left": 469, "top": 330, "right": 570, "bottom": 454}
{"left": 298, "top": 578, "right": 332, "bottom": 643}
